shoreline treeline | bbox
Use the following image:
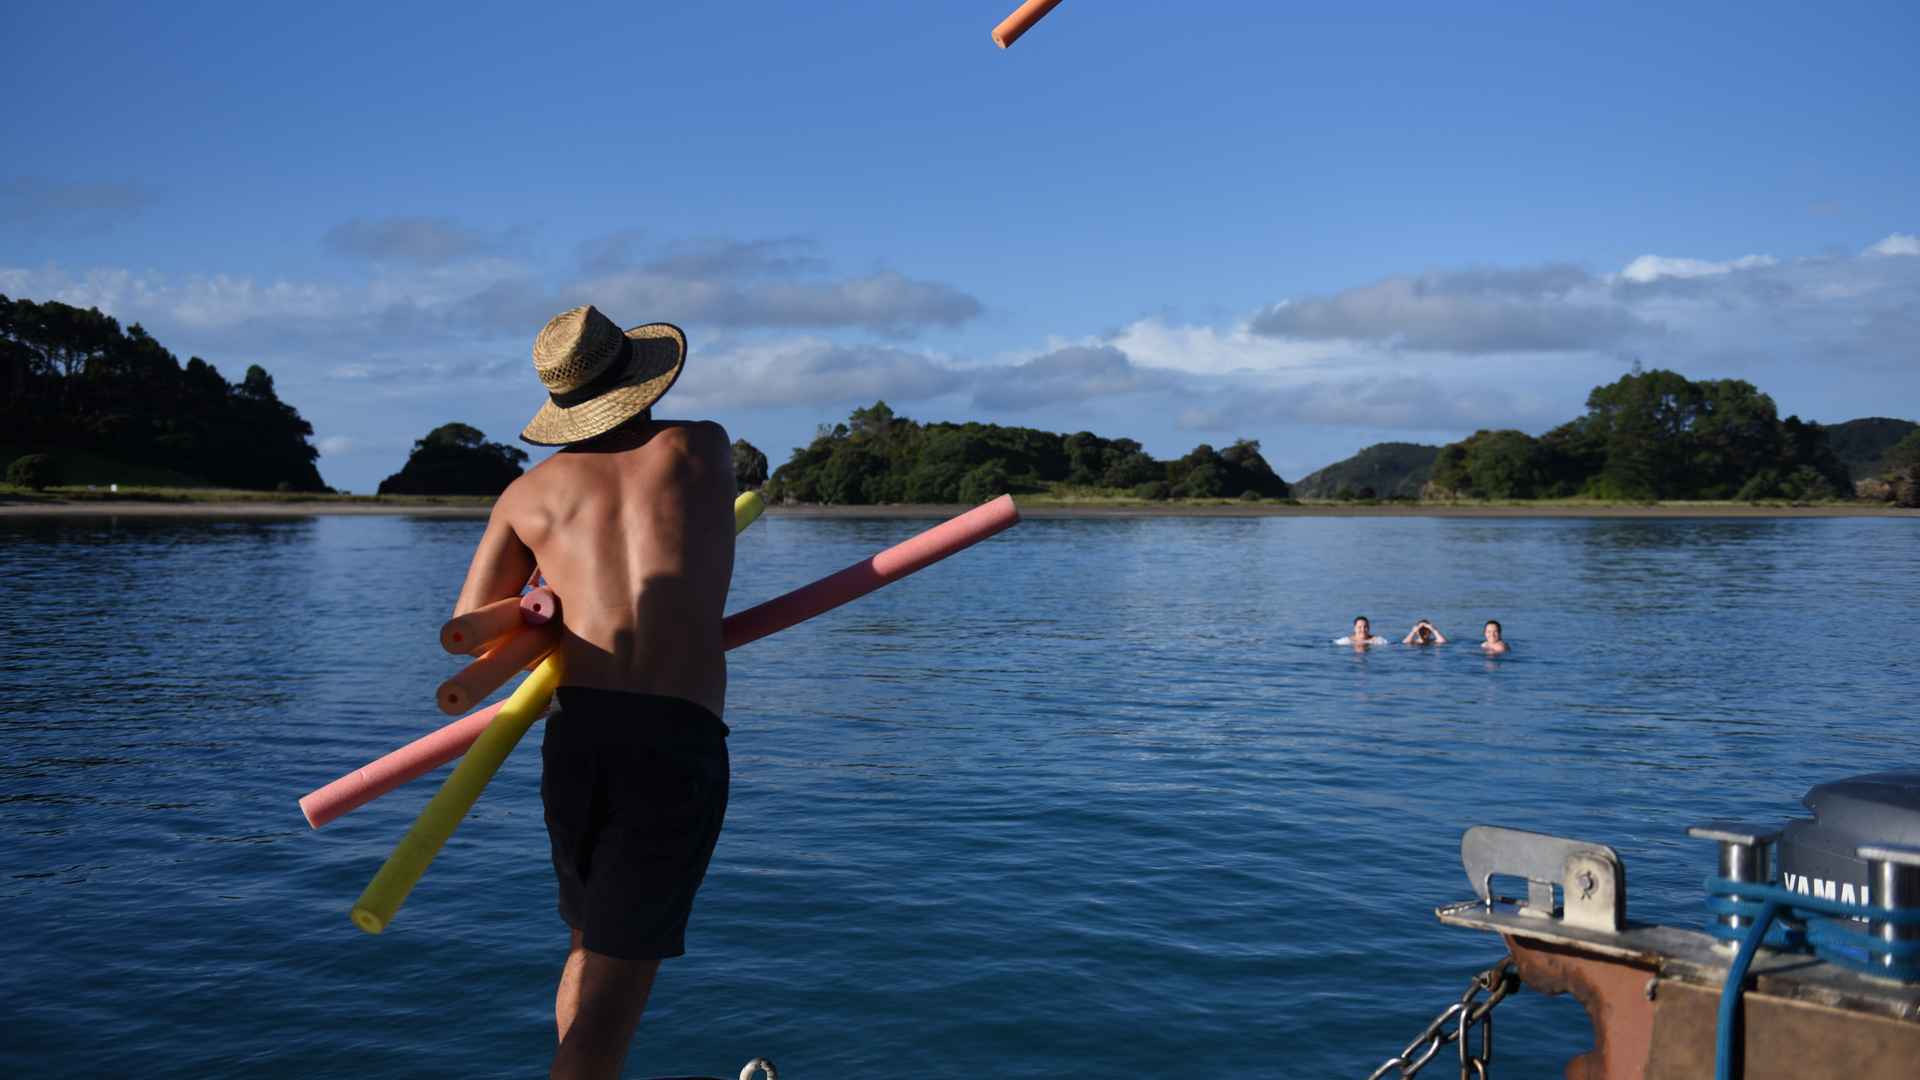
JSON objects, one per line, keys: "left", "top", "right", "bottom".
{"left": 2, "top": 295, "right": 326, "bottom": 491}
{"left": 1424, "top": 369, "right": 1887, "bottom": 502}
{"left": 763, "top": 402, "right": 1290, "bottom": 505}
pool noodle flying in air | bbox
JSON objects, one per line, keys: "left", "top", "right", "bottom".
{"left": 991, "top": 0, "right": 1064, "bottom": 49}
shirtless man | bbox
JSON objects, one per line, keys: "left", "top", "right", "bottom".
{"left": 1481, "top": 619, "right": 1510, "bottom": 655}
{"left": 1337, "top": 615, "right": 1388, "bottom": 648}
{"left": 451, "top": 306, "right": 736, "bottom": 1080}
{"left": 1402, "top": 619, "right": 1447, "bottom": 645}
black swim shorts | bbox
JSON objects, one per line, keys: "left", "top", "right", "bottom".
{"left": 540, "top": 687, "right": 730, "bottom": 961}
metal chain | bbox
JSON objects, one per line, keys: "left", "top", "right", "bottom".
{"left": 1366, "top": 959, "right": 1519, "bottom": 1080}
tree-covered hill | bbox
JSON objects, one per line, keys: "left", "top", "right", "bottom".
{"left": 1292, "top": 442, "right": 1439, "bottom": 500}
{"left": 377, "top": 423, "right": 527, "bottom": 496}
{"left": 1, "top": 294, "right": 326, "bottom": 490}
{"left": 764, "top": 402, "right": 1290, "bottom": 505}
{"left": 1425, "top": 369, "right": 1854, "bottom": 501}
{"left": 1825, "top": 417, "right": 1918, "bottom": 480}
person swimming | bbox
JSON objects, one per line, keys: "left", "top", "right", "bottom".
{"left": 1336, "top": 615, "right": 1388, "bottom": 647}
{"left": 1481, "top": 619, "right": 1510, "bottom": 655}
{"left": 1402, "top": 619, "right": 1447, "bottom": 645}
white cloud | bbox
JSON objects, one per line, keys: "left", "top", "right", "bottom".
{"left": 1619, "top": 253, "right": 1778, "bottom": 283}
{"left": 672, "top": 337, "right": 969, "bottom": 410}
{"left": 316, "top": 435, "right": 355, "bottom": 456}
{"left": 1171, "top": 373, "right": 1546, "bottom": 434}
{"left": 1249, "top": 265, "right": 1648, "bottom": 352}
{"left": 1106, "top": 319, "right": 1335, "bottom": 377}
{"left": 1866, "top": 233, "right": 1919, "bottom": 257}
{"left": 576, "top": 268, "right": 981, "bottom": 335}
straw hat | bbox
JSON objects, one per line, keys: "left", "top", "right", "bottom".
{"left": 520, "top": 306, "right": 686, "bottom": 446}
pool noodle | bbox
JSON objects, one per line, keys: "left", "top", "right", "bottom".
{"left": 302, "top": 493, "right": 766, "bottom": 831}
{"left": 298, "top": 699, "right": 514, "bottom": 828}
{"left": 434, "top": 622, "right": 562, "bottom": 715}
{"left": 991, "top": 0, "right": 1064, "bottom": 48}
{"left": 722, "top": 494, "right": 1020, "bottom": 650}
{"left": 439, "top": 587, "right": 562, "bottom": 657}
{"left": 345, "top": 493, "right": 767, "bottom": 932}
{"left": 350, "top": 654, "right": 562, "bottom": 935}
{"left": 438, "top": 596, "right": 522, "bottom": 655}
{"left": 307, "top": 495, "right": 1017, "bottom": 832}
{"left": 429, "top": 492, "right": 761, "bottom": 706}
{"left": 518, "top": 586, "right": 559, "bottom": 625}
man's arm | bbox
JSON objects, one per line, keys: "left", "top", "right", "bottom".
{"left": 454, "top": 486, "right": 537, "bottom": 617}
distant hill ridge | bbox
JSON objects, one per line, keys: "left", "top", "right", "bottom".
{"left": 1299, "top": 414, "right": 1915, "bottom": 502}
{"left": 1293, "top": 442, "right": 1438, "bottom": 499}
{"left": 1826, "top": 417, "right": 1918, "bottom": 480}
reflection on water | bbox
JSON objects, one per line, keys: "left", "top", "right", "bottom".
{"left": 0, "top": 512, "right": 1914, "bottom": 1078}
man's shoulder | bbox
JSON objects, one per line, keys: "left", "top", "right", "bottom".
{"left": 652, "top": 419, "right": 731, "bottom": 456}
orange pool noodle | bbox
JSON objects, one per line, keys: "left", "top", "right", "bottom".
{"left": 992, "top": 0, "right": 1064, "bottom": 49}
{"left": 438, "top": 596, "right": 523, "bottom": 655}
{"left": 435, "top": 622, "right": 561, "bottom": 716}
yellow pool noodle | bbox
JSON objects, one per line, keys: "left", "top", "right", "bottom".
{"left": 351, "top": 654, "right": 561, "bottom": 934}
{"left": 350, "top": 489, "right": 766, "bottom": 935}
{"left": 735, "top": 488, "right": 765, "bottom": 533}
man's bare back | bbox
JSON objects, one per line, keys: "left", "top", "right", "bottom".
{"left": 453, "top": 417, "right": 736, "bottom": 715}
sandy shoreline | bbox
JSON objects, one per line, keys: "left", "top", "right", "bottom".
{"left": 2, "top": 498, "right": 1913, "bottom": 520}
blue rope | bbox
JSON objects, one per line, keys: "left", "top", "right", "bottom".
{"left": 1715, "top": 899, "right": 1780, "bottom": 1080}
{"left": 1703, "top": 875, "right": 1920, "bottom": 977}
{"left": 1705, "top": 877, "right": 1920, "bottom": 1079}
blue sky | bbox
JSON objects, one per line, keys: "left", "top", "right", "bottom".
{"left": 4, "top": 0, "right": 1916, "bottom": 492}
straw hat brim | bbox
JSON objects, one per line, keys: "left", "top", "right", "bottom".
{"left": 520, "top": 323, "right": 686, "bottom": 446}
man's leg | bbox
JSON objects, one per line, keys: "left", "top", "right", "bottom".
{"left": 552, "top": 928, "right": 662, "bottom": 1080}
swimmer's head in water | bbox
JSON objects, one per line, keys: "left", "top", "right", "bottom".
{"left": 1416, "top": 625, "right": 1434, "bottom": 643}
{"left": 1353, "top": 616, "right": 1370, "bottom": 637}
{"left": 1484, "top": 620, "right": 1503, "bottom": 642}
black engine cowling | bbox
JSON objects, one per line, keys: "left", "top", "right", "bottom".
{"left": 1776, "top": 770, "right": 1920, "bottom": 907}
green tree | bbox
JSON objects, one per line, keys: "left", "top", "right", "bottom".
{"left": 7, "top": 453, "right": 56, "bottom": 490}
{"left": 1581, "top": 368, "right": 1703, "bottom": 498}
{"left": 0, "top": 295, "right": 326, "bottom": 490}
{"left": 1428, "top": 430, "right": 1544, "bottom": 498}
{"left": 1884, "top": 429, "right": 1920, "bottom": 473}
{"left": 958, "top": 460, "right": 1011, "bottom": 503}
{"left": 377, "top": 423, "right": 528, "bottom": 495}
{"left": 732, "top": 439, "right": 769, "bottom": 491}
{"left": 1218, "top": 438, "right": 1292, "bottom": 498}
{"left": 1687, "top": 379, "right": 1784, "bottom": 498}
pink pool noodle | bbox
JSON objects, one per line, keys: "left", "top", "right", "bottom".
{"left": 519, "top": 586, "right": 559, "bottom": 625}
{"left": 298, "top": 700, "right": 508, "bottom": 828}
{"left": 301, "top": 496, "right": 1020, "bottom": 827}
{"left": 722, "top": 495, "right": 1020, "bottom": 650}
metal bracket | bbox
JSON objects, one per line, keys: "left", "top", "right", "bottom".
{"left": 1461, "top": 825, "right": 1626, "bottom": 933}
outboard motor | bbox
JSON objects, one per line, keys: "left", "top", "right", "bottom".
{"left": 1777, "top": 770, "right": 1920, "bottom": 908}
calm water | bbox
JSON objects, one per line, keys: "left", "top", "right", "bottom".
{"left": 1, "top": 511, "right": 1915, "bottom": 1078}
